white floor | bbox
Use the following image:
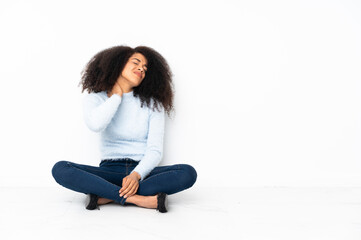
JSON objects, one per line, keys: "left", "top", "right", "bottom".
{"left": 1, "top": 186, "right": 361, "bottom": 240}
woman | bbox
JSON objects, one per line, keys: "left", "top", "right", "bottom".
{"left": 52, "top": 45, "right": 197, "bottom": 213}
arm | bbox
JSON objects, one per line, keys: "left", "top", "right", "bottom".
{"left": 132, "top": 108, "right": 165, "bottom": 180}
{"left": 82, "top": 93, "right": 122, "bottom": 132}
{"left": 119, "top": 108, "right": 165, "bottom": 198}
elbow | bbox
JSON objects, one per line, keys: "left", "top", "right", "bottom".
{"left": 145, "top": 145, "right": 162, "bottom": 155}
{"left": 87, "top": 124, "right": 105, "bottom": 133}
{"left": 84, "top": 114, "right": 106, "bottom": 132}
{"left": 148, "top": 149, "right": 163, "bottom": 164}
{"left": 84, "top": 120, "right": 105, "bottom": 133}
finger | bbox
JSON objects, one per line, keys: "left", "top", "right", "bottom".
{"left": 119, "top": 181, "right": 126, "bottom": 193}
{"left": 120, "top": 181, "right": 133, "bottom": 196}
{"left": 123, "top": 177, "right": 129, "bottom": 187}
{"left": 120, "top": 177, "right": 127, "bottom": 189}
{"left": 124, "top": 185, "right": 136, "bottom": 198}
{"left": 126, "top": 184, "right": 139, "bottom": 198}
{"left": 122, "top": 181, "right": 136, "bottom": 198}
{"left": 119, "top": 178, "right": 130, "bottom": 195}
{"left": 120, "top": 181, "right": 127, "bottom": 193}
{"left": 125, "top": 182, "right": 139, "bottom": 198}
{"left": 124, "top": 180, "right": 135, "bottom": 193}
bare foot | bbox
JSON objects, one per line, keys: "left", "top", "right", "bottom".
{"left": 125, "top": 195, "right": 157, "bottom": 209}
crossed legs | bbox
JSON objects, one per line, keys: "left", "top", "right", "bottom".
{"left": 52, "top": 160, "right": 197, "bottom": 210}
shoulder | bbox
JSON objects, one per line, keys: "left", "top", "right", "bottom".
{"left": 148, "top": 98, "right": 165, "bottom": 114}
{"left": 82, "top": 91, "right": 111, "bottom": 110}
{"left": 83, "top": 91, "right": 107, "bottom": 103}
{"left": 146, "top": 99, "right": 165, "bottom": 121}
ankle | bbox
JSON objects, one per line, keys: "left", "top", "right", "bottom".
{"left": 97, "top": 197, "right": 113, "bottom": 205}
{"left": 125, "top": 194, "right": 141, "bottom": 205}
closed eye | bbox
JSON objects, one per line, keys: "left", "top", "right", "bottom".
{"left": 133, "top": 61, "right": 147, "bottom": 72}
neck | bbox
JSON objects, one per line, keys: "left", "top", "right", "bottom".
{"left": 117, "top": 79, "right": 133, "bottom": 93}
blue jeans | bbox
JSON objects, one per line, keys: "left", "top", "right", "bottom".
{"left": 52, "top": 158, "right": 197, "bottom": 205}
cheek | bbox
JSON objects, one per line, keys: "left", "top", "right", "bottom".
{"left": 121, "top": 66, "right": 132, "bottom": 78}
{"left": 123, "top": 63, "right": 133, "bottom": 72}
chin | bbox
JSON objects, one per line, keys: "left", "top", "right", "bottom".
{"left": 132, "top": 80, "right": 143, "bottom": 87}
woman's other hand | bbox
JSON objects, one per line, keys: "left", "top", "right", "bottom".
{"left": 119, "top": 171, "right": 141, "bottom": 198}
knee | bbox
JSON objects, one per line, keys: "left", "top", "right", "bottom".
{"left": 51, "top": 161, "right": 69, "bottom": 183}
{"left": 179, "top": 164, "right": 197, "bottom": 189}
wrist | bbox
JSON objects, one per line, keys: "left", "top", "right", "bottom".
{"left": 131, "top": 171, "right": 141, "bottom": 181}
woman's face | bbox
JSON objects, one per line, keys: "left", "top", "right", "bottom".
{"left": 118, "top": 52, "right": 148, "bottom": 88}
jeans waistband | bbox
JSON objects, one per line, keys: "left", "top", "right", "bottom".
{"left": 100, "top": 158, "right": 138, "bottom": 164}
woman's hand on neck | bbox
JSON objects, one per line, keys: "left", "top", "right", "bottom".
{"left": 107, "top": 82, "right": 125, "bottom": 98}
{"left": 116, "top": 79, "right": 134, "bottom": 94}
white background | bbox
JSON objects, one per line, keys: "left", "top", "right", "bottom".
{"left": 0, "top": 0, "right": 360, "bottom": 188}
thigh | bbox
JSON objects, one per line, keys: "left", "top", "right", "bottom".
{"left": 145, "top": 164, "right": 183, "bottom": 178}
{"left": 138, "top": 164, "right": 197, "bottom": 195}
{"left": 68, "top": 161, "right": 128, "bottom": 186}
{"left": 144, "top": 164, "right": 196, "bottom": 180}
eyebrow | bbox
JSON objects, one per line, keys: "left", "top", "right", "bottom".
{"left": 132, "top": 58, "right": 148, "bottom": 67}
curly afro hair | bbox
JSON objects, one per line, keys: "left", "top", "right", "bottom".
{"left": 79, "top": 45, "right": 174, "bottom": 116}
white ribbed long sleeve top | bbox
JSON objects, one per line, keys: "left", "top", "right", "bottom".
{"left": 82, "top": 91, "right": 165, "bottom": 180}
